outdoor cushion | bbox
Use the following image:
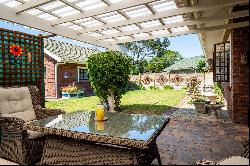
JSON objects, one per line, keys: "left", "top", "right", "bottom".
{"left": 0, "top": 87, "right": 37, "bottom": 122}
{"left": 27, "top": 130, "right": 47, "bottom": 139}
{"left": 218, "top": 156, "right": 249, "bottom": 165}
{"left": 0, "top": 158, "right": 19, "bottom": 165}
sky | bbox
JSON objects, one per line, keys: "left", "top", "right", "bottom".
{"left": 0, "top": 20, "right": 203, "bottom": 58}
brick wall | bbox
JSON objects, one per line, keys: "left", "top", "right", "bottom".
{"left": 229, "top": 27, "right": 249, "bottom": 124}
{"left": 44, "top": 54, "right": 56, "bottom": 98}
{"left": 57, "top": 63, "right": 93, "bottom": 97}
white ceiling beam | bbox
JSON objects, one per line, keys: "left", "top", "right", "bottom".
{"left": 58, "top": 0, "right": 84, "bottom": 12}
{"left": 79, "top": 0, "right": 248, "bottom": 33}
{"left": 101, "top": 10, "right": 249, "bottom": 39}
{"left": 101, "top": 0, "right": 111, "bottom": 6}
{"left": 0, "top": 4, "right": 113, "bottom": 50}
{"left": 16, "top": 0, "right": 56, "bottom": 14}
{"left": 52, "top": 0, "right": 157, "bottom": 25}
{"left": 145, "top": 3, "right": 156, "bottom": 15}
{"left": 111, "top": 21, "right": 249, "bottom": 44}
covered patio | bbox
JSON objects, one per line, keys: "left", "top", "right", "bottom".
{"left": 0, "top": 0, "right": 249, "bottom": 165}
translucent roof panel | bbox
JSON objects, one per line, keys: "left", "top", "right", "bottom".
{"left": 171, "top": 26, "right": 189, "bottom": 33}
{"left": 109, "top": 0, "right": 123, "bottom": 3}
{"left": 4, "top": 0, "right": 21, "bottom": 7}
{"left": 105, "top": 39, "right": 116, "bottom": 42}
{"left": 123, "top": 5, "right": 152, "bottom": 18}
{"left": 101, "top": 29, "right": 120, "bottom": 35}
{"left": 140, "top": 20, "right": 162, "bottom": 28}
{"left": 86, "top": 32, "right": 103, "bottom": 38}
{"left": 38, "top": 13, "right": 56, "bottom": 20}
{"left": 25, "top": 9, "right": 43, "bottom": 15}
{"left": 119, "top": 24, "right": 140, "bottom": 32}
{"left": 150, "top": 0, "right": 177, "bottom": 12}
{"left": 97, "top": 11, "right": 126, "bottom": 23}
{"left": 163, "top": 15, "right": 184, "bottom": 24}
{"left": 76, "top": 0, "right": 107, "bottom": 11}
{"left": 40, "top": 1, "right": 65, "bottom": 11}
{"left": 116, "top": 36, "right": 133, "bottom": 41}
{"left": 151, "top": 29, "right": 170, "bottom": 36}
{"left": 52, "top": 6, "right": 80, "bottom": 17}
{"left": 61, "top": 22, "right": 74, "bottom": 27}
{"left": 68, "top": 24, "right": 83, "bottom": 31}
{"left": 134, "top": 33, "right": 150, "bottom": 38}
{"left": 74, "top": 17, "right": 104, "bottom": 28}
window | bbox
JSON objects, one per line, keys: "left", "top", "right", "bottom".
{"left": 213, "top": 42, "right": 230, "bottom": 82}
{"left": 78, "top": 67, "right": 89, "bottom": 81}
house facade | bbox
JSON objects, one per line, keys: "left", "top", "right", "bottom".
{"left": 199, "top": 4, "right": 249, "bottom": 124}
{"left": 44, "top": 39, "right": 97, "bottom": 98}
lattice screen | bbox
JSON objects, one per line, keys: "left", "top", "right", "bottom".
{"left": 0, "top": 28, "right": 44, "bottom": 106}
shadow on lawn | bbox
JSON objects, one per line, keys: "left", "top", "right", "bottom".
{"left": 121, "top": 104, "right": 179, "bottom": 115}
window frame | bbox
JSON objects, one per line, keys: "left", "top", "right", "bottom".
{"left": 77, "top": 66, "right": 89, "bottom": 82}
{"left": 213, "top": 42, "right": 231, "bottom": 82}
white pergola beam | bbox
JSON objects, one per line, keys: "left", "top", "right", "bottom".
{"left": 58, "top": 0, "right": 84, "bottom": 12}
{"left": 79, "top": 0, "right": 248, "bottom": 33}
{"left": 0, "top": 4, "right": 113, "bottom": 50}
{"left": 112, "top": 21, "right": 249, "bottom": 44}
{"left": 16, "top": 0, "right": 56, "bottom": 14}
{"left": 52, "top": 0, "right": 158, "bottom": 25}
{"left": 101, "top": 10, "right": 249, "bottom": 39}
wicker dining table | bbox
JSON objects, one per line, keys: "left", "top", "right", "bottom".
{"left": 26, "top": 110, "right": 170, "bottom": 165}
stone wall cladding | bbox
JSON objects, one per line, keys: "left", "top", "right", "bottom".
{"left": 44, "top": 54, "right": 56, "bottom": 98}
{"left": 231, "top": 27, "right": 249, "bottom": 124}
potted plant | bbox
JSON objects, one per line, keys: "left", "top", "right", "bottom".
{"left": 188, "top": 77, "right": 207, "bottom": 114}
{"left": 61, "top": 85, "right": 82, "bottom": 98}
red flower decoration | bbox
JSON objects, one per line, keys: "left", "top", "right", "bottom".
{"left": 10, "top": 45, "right": 23, "bottom": 56}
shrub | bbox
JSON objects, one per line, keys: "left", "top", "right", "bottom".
{"left": 214, "top": 82, "right": 224, "bottom": 104}
{"left": 187, "top": 77, "right": 206, "bottom": 103}
{"left": 125, "top": 81, "right": 145, "bottom": 91}
{"left": 163, "top": 85, "right": 174, "bottom": 91}
{"left": 149, "top": 86, "right": 160, "bottom": 90}
{"left": 138, "top": 85, "right": 146, "bottom": 90}
{"left": 87, "top": 51, "right": 132, "bottom": 111}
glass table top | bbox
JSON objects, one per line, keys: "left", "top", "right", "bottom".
{"left": 29, "top": 111, "right": 169, "bottom": 142}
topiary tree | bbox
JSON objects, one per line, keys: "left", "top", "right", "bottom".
{"left": 87, "top": 51, "right": 132, "bottom": 112}
{"left": 197, "top": 59, "right": 209, "bottom": 91}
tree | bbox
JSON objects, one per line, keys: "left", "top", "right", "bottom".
{"left": 197, "top": 59, "right": 209, "bottom": 90}
{"left": 119, "top": 38, "right": 170, "bottom": 83}
{"left": 147, "top": 50, "right": 183, "bottom": 73}
{"left": 87, "top": 51, "right": 132, "bottom": 112}
{"left": 119, "top": 38, "right": 170, "bottom": 62}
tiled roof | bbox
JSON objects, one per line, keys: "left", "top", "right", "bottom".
{"left": 163, "top": 56, "right": 204, "bottom": 73}
{"left": 44, "top": 38, "right": 98, "bottom": 63}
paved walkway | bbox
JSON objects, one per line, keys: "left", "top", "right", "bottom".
{"left": 153, "top": 97, "right": 249, "bottom": 165}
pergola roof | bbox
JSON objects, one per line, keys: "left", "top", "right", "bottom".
{"left": 0, "top": 0, "right": 249, "bottom": 57}
{"left": 44, "top": 38, "right": 98, "bottom": 63}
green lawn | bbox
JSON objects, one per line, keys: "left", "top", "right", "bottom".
{"left": 46, "top": 90, "right": 186, "bottom": 115}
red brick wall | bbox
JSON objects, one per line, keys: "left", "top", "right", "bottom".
{"left": 57, "top": 63, "right": 93, "bottom": 97}
{"left": 229, "top": 27, "right": 249, "bottom": 124}
{"left": 44, "top": 54, "right": 56, "bottom": 98}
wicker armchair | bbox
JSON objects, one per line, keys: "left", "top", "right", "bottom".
{"left": 0, "top": 86, "right": 65, "bottom": 165}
